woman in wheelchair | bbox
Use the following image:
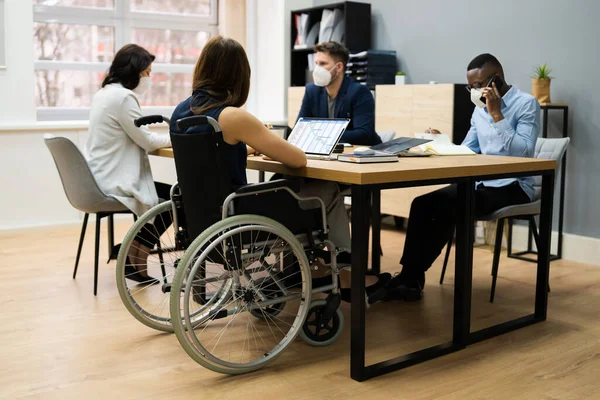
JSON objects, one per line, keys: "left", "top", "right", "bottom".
{"left": 85, "top": 44, "right": 172, "bottom": 283}
{"left": 170, "top": 35, "right": 389, "bottom": 302}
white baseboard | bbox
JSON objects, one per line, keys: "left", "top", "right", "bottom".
{"left": 0, "top": 213, "right": 133, "bottom": 236}
{"left": 510, "top": 225, "right": 600, "bottom": 267}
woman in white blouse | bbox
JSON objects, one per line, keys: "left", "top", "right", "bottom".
{"left": 85, "top": 44, "right": 171, "bottom": 283}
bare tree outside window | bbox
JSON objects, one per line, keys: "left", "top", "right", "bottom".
{"left": 33, "top": 0, "right": 113, "bottom": 8}
{"left": 34, "top": 0, "right": 215, "bottom": 116}
{"left": 131, "top": 0, "right": 210, "bottom": 16}
{"left": 34, "top": 23, "right": 114, "bottom": 107}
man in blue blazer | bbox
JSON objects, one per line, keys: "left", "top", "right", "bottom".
{"left": 297, "top": 42, "right": 382, "bottom": 146}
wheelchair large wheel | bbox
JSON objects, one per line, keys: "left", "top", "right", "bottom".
{"left": 170, "top": 215, "right": 312, "bottom": 375}
{"left": 116, "top": 201, "right": 183, "bottom": 331}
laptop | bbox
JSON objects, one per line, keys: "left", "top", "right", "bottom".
{"left": 287, "top": 118, "right": 350, "bottom": 160}
{"left": 370, "top": 137, "right": 432, "bottom": 154}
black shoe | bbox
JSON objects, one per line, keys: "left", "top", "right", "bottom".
{"left": 384, "top": 270, "right": 425, "bottom": 302}
{"left": 340, "top": 272, "right": 392, "bottom": 304}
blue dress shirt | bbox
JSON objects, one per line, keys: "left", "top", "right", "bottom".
{"left": 462, "top": 86, "right": 541, "bottom": 199}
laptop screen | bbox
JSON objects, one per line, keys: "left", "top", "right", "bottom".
{"left": 287, "top": 118, "right": 350, "bottom": 155}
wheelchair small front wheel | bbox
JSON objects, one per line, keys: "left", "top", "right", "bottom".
{"left": 299, "top": 299, "right": 344, "bottom": 347}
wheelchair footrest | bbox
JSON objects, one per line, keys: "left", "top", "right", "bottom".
{"left": 322, "top": 293, "right": 341, "bottom": 321}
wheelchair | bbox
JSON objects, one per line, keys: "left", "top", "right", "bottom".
{"left": 116, "top": 114, "right": 348, "bottom": 374}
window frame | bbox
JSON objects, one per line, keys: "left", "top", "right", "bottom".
{"left": 33, "top": 0, "right": 218, "bottom": 120}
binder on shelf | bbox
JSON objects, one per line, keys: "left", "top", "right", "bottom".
{"left": 319, "top": 9, "right": 343, "bottom": 43}
{"left": 305, "top": 22, "right": 320, "bottom": 47}
{"left": 294, "top": 13, "right": 310, "bottom": 49}
{"left": 307, "top": 53, "right": 316, "bottom": 72}
{"left": 330, "top": 19, "right": 345, "bottom": 43}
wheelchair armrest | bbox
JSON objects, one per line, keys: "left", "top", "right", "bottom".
{"left": 235, "top": 178, "right": 301, "bottom": 195}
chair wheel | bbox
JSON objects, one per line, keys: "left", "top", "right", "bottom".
{"left": 299, "top": 299, "right": 344, "bottom": 347}
{"left": 250, "top": 277, "right": 286, "bottom": 319}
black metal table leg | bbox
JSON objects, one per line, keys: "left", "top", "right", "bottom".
{"left": 258, "top": 171, "right": 265, "bottom": 183}
{"left": 469, "top": 170, "right": 554, "bottom": 344}
{"left": 557, "top": 107, "right": 568, "bottom": 258}
{"left": 536, "top": 172, "right": 555, "bottom": 319}
{"left": 370, "top": 189, "right": 381, "bottom": 275}
{"left": 350, "top": 184, "right": 370, "bottom": 382}
{"left": 454, "top": 180, "right": 474, "bottom": 347}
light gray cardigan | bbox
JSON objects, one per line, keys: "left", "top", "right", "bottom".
{"left": 85, "top": 83, "right": 171, "bottom": 216}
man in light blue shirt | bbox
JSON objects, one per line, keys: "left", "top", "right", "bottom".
{"left": 385, "top": 54, "right": 540, "bottom": 302}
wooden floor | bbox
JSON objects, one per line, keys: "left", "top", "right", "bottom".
{"left": 2, "top": 219, "right": 600, "bottom": 399}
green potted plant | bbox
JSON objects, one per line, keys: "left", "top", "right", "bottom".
{"left": 532, "top": 63, "right": 552, "bottom": 104}
{"left": 395, "top": 72, "right": 406, "bottom": 85}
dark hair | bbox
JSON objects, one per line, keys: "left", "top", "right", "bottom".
{"left": 314, "top": 41, "right": 350, "bottom": 67}
{"left": 191, "top": 35, "right": 251, "bottom": 115}
{"left": 467, "top": 53, "right": 502, "bottom": 71}
{"left": 102, "top": 44, "right": 155, "bottom": 90}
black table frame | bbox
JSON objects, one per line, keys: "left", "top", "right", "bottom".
{"left": 507, "top": 104, "right": 568, "bottom": 262}
{"left": 349, "top": 168, "right": 555, "bottom": 382}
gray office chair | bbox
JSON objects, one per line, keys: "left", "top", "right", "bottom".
{"left": 44, "top": 135, "right": 134, "bottom": 295}
{"left": 439, "top": 137, "right": 570, "bottom": 302}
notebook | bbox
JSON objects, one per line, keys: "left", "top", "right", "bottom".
{"left": 287, "top": 118, "right": 350, "bottom": 160}
{"left": 337, "top": 152, "right": 398, "bottom": 164}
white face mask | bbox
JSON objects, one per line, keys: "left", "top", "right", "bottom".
{"left": 133, "top": 76, "right": 152, "bottom": 97}
{"left": 470, "top": 88, "right": 486, "bottom": 108}
{"left": 313, "top": 64, "right": 338, "bottom": 87}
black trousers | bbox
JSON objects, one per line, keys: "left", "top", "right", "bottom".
{"left": 400, "top": 182, "right": 530, "bottom": 275}
{"left": 135, "top": 182, "right": 173, "bottom": 248}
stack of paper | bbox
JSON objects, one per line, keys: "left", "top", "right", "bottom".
{"left": 346, "top": 50, "right": 397, "bottom": 88}
{"left": 412, "top": 132, "right": 475, "bottom": 155}
{"left": 419, "top": 143, "right": 476, "bottom": 155}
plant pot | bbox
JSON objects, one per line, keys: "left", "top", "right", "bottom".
{"left": 395, "top": 75, "right": 405, "bottom": 85}
{"left": 532, "top": 78, "right": 551, "bottom": 103}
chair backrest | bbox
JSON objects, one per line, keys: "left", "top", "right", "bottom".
{"left": 170, "top": 117, "right": 233, "bottom": 241}
{"left": 532, "top": 137, "right": 570, "bottom": 201}
{"left": 377, "top": 131, "right": 396, "bottom": 143}
{"left": 44, "top": 135, "right": 122, "bottom": 214}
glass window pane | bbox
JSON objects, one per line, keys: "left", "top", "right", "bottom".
{"left": 34, "top": 23, "right": 115, "bottom": 62}
{"left": 35, "top": 70, "right": 105, "bottom": 107}
{"left": 139, "top": 73, "right": 193, "bottom": 107}
{"left": 130, "top": 0, "right": 211, "bottom": 16}
{"left": 33, "top": 0, "right": 114, "bottom": 8}
{"left": 131, "top": 28, "right": 208, "bottom": 64}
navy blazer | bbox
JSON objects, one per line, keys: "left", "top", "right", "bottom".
{"left": 296, "top": 76, "right": 381, "bottom": 145}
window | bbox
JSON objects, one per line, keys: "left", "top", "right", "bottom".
{"left": 33, "top": 0, "right": 217, "bottom": 120}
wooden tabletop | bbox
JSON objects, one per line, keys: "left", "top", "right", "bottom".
{"left": 152, "top": 148, "right": 555, "bottom": 185}
{"left": 539, "top": 103, "right": 569, "bottom": 108}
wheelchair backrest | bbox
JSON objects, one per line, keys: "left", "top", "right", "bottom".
{"left": 170, "top": 116, "right": 232, "bottom": 242}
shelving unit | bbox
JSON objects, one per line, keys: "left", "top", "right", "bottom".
{"left": 290, "top": 1, "right": 371, "bottom": 87}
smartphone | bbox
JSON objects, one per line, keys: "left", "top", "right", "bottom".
{"left": 480, "top": 75, "right": 504, "bottom": 104}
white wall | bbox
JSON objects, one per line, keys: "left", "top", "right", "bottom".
{"left": 246, "top": 0, "right": 285, "bottom": 123}
{"left": 0, "top": 0, "right": 35, "bottom": 123}
{"left": 245, "top": 0, "right": 312, "bottom": 123}
{"left": 0, "top": 125, "right": 178, "bottom": 231}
